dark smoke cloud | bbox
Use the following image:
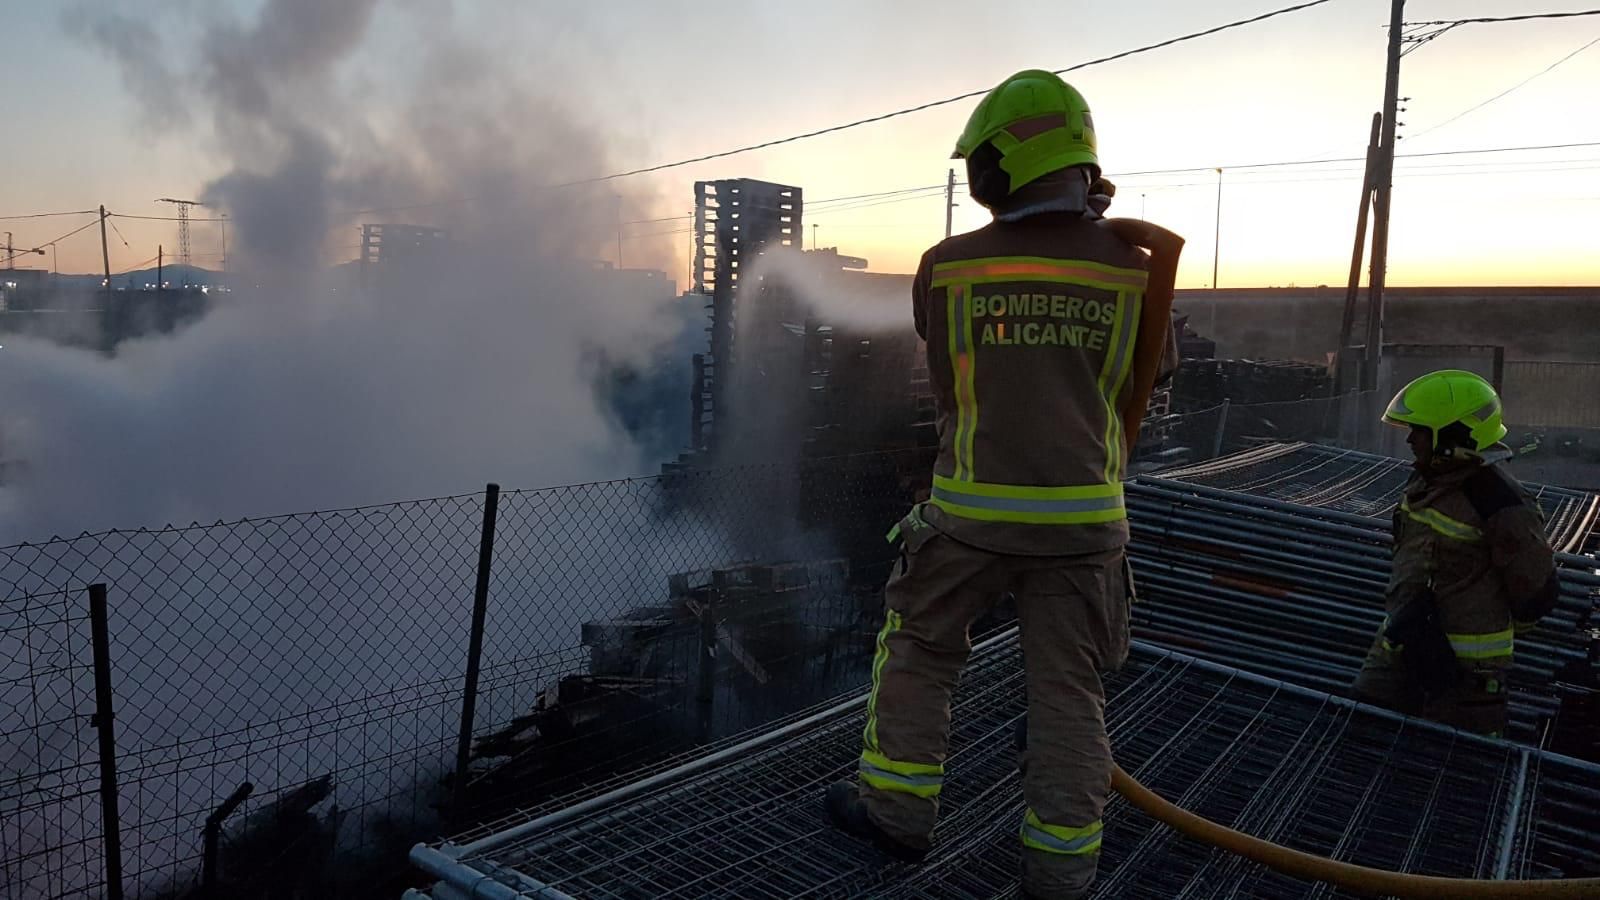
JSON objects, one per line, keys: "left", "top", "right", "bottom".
{"left": 60, "top": 7, "right": 192, "bottom": 130}
{"left": 201, "top": 0, "right": 382, "bottom": 119}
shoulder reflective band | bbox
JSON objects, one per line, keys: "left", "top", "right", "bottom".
{"left": 930, "top": 475, "right": 1125, "bottom": 525}
{"left": 858, "top": 750, "right": 943, "bottom": 798}
{"left": 1021, "top": 809, "right": 1103, "bottom": 855}
{"left": 1447, "top": 627, "right": 1514, "bottom": 660}
{"left": 1400, "top": 499, "right": 1484, "bottom": 543}
{"left": 947, "top": 284, "right": 977, "bottom": 480}
{"left": 862, "top": 610, "right": 903, "bottom": 753}
{"left": 930, "top": 256, "right": 1149, "bottom": 293}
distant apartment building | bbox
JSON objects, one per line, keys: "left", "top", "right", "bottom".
{"left": 690, "top": 179, "right": 803, "bottom": 456}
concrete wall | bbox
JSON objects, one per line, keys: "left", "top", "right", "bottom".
{"left": 1174, "top": 287, "right": 1600, "bottom": 364}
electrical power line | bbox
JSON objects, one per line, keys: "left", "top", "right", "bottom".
{"left": 108, "top": 212, "right": 227, "bottom": 222}
{"left": 611, "top": 182, "right": 960, "bottom": 229}
{"left": 1406, "top": 9, "right": 1600, "bottom": 27}
{"left": 0, "top": 209, "right": 98, "bottom": 222}
{"left": 344, "top": 0, "right": 1339, "bottom": 217}
{"left": 1107, "top": 140, "right": 1600, "bottom": 177}
{"left": 111, "top": 254, "right": 162, "bottom": 277}
{"left": 622, "top": 184, "right": 960, "bottom": 241}
{"left": 105, "top": 217, "right": 132, "bottom": 248}
{"left": 1407, "top": 36, "right": 1600, "bottom": 140}
{"left": 556, "top": 0, "right": 1337, "bottom": 188}
{"left": 5, "top": 217, "right": 103, "bottom": 261}
{"left": 1126, "top": 161, "right": 1600, "bottom": 191}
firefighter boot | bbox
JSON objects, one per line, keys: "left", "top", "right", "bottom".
{"left": 824, "top": 781, "right": 929, "bottom": 864}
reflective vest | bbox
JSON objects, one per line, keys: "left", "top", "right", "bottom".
{"left": 1388, "top": 466, "right": 1536, "bottom": 665}
{"left": 912, "top": 215, "right": 1150, "bottom": 555}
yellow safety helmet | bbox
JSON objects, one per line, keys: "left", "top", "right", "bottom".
{"left": 952, "top": 70, "right": 1099, "bottom": 198}
{"left": 1382, "top": 369, "right": 1507, "bottom": 451}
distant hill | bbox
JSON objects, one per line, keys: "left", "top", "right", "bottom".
{"left": 50, "top": 265, "right": 220, "bottom": 291}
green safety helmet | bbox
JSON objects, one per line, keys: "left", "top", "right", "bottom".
{"left": 1382, "top": 369, "right": 1508, "bottom": 451}
{"left": 952, "top": 70, "right": 1099, "bottom": 198}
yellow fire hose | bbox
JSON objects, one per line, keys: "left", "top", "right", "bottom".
{"left": 1111, "top": 764, "right": 1600, "bottom": 898}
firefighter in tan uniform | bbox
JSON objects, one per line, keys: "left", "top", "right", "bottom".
{"left": 1354, "top": 370, "right": 1560, "bottom": 736}
{"left": 824, "top": 70, "right": 1184, "bottom": 899}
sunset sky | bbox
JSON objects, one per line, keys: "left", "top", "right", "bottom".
{"left": 7, "top": 0, "right": 1599, "bottom": 288}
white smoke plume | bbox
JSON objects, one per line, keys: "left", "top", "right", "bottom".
{"left": 1, "top": 2, "right": 709, "bottom": 895}
{"left": 2, "top": 0, "right": 686, "bottom": 543}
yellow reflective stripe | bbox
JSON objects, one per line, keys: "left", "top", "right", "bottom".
{"left": 1401, "top": 500, "right": 1484, "bottom": 542}
{"left": 961, "top": 287, "right": 977, "bottom": 478}
{"left": 1095, "top": 291, "right": 1121, "bottom": 484}
{"left": 931, "top": 256, "right": 1149, "bottom": 292}
{"left": 859, "top": 750, "right": 944, "bottom": 798}
{"left": 929, "top": 490, "right": 1126, "bottom": 525}
{"left": 932, "top": 475, "right": 1120, "bottom": 500}
{"left": 1021, "top": 810, "right": 1103, "bottom": 855}
{"left": 863, "top": 610, "right": 902, "bottom": 753}
{"left": 1108, "top": 289, "right": 1141, "bottom": 481}
{"left": 1447, "top": 627, "right": 1515, "bottom": 659}
{"left": 947, "top": 284, "right": 977, "bottom": 481}
{"left": 1096, "top": 289, "right": 1140, "bottom": 482}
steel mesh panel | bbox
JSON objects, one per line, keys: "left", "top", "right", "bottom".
{"left": 438, "top": 641, "right": 1594, "bottom": 899}
{"left": 1155, "top": 442, "right": 1599, "bottom": 552}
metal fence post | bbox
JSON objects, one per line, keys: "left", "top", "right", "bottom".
{"left": 1211, "top": 399, "right": 1231, "bottom": 459}
{"left": 454, "top": 483, "right": 500, "bottom": 809}
{"left": 87, "top": 584, "right": 125, "bottom": 900}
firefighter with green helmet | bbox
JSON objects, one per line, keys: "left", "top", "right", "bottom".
{"left": 1354, "top": 369, "right": 1560, "bottom": 736}
{"left": 823, "top": 69, "right": 1184, "bottom": 899}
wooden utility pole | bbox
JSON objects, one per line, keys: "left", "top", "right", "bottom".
{"left": 1334, "top": 113, "right": 1383, "bottom": 396}
{"left": 944, "top": 167, "right": 956, "bottom": 239}
{"left": 99, "top": 206, "right": 112, "bottom": 300}
{"left": 1362, "top": 0, "right": 1406, "bottom": 391}
{"left": 4, "top": 232, "right": 12, "bottom": 270}
{"left": 157, "top": 245, "right": 163, "bottom": 296}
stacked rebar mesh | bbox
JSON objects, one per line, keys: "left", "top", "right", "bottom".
{"left": 407, "top": 442, "right": 1600, "bottom": 897}
{"left": 1127, "top": 443, "right": 1600, "bottom": 744}
{"left": 409, "top": 639, "right": 1600, "bottom": 899}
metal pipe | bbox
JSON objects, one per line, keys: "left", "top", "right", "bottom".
{"left": 409, "top": 844, "right": 575, "bottom": 900}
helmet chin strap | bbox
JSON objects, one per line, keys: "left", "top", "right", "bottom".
{"left": 1428, "top": 442, "right": 1508, "bottom": 471}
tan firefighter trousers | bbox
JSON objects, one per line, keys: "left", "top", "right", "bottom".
{"left": 857, "top": 525, "right": 1130, "bottom": 896}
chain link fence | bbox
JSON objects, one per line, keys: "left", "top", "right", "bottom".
{"left": 0, "top": 449, "right": 925, "bottom": 898}
{"left": 2, "top": 587, "right": 107, "bottom": 898}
